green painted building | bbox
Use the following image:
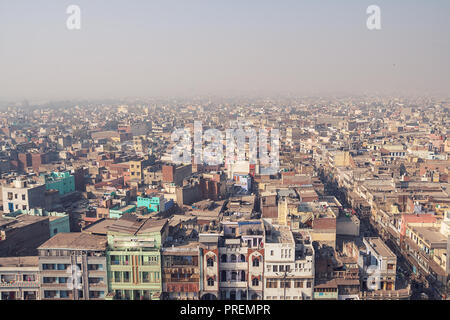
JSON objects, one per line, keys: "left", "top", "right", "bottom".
{"left": 109, "top": 204, "right": 136, "bottom": 219}
{"left": 41, "top": 171, "right": 75, "bottom": 196}
{"left": 4, "top": 208, "right": 70, "bottom": 237}
{"left": 105, "top": 215, "right": 169, "bottom": 300}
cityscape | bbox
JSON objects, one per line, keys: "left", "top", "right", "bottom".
{"left": 0, "top": 1, "right": 449, "bottom": 304}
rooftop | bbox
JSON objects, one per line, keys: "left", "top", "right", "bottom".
{"left": 38, "top": 232, "right": 107, "bottom": 251}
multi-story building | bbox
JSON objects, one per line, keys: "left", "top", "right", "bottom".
{"left": 137, "top": 193, "right": 173, "bottom": 214}
{"left": 264, "top": 224, "right": 315, "bottom": 300}
{"left": 162, "top": 164, "right": 192, "bottom": 186}
{"left": 161, "top": 244, "right": 201, "bottom": 300}
{"left": 38, "top": 232, "right": 108, "bottom": 300}
{"left": 40, "top": 171, "right": 75, "bottom": 196}
{"left": 359, "top": 237, "right": 397, "bottom": 291}
{"left": 0, "top": 256, "right": 40, "bottom": 300}
{"left": 106, "top": 215, "right": 169, "bottom": 300}
{"left": 0, "top": 215, "right": 50, "bottom": 257}
{"left": 218, "top": 220, "right": 264, "bottom": 300}
{"left": 129, "top": 160, "right": 144, "bottom": 183}
{"left": 198, "top": 233, "right": 220, "bottom": 300}
{"left": 2, "top": 179, "right": 46, "bottom": 213}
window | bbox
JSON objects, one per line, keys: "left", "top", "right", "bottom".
{"left": 252, "top": 257, "right": 259, "bottom": 267}
{"left": 221, "top": 254, "right": 227, "bottom": 263}
{"left": 207, "top": 258, "right": 214, "bottom": 267}
{"left": 239, "top": 254, "right": 246, "bottom": 262}
{"left": 221, "top": 271, "right": 227, "bottom": 282}
{"left": 307, "top": 281, "right": 312, "bottom": 288}
{"left": 273, "top": 265, "right": 278, "bottom": 272}
{"left": 22, "top": 195, "right": 26, "bottom": 200}
{"left": 266, "top": 279, "right": 278, "bottom": 288}
{"left": 207, "top": 278, "right": 214, "bottom": 286}
{"left": 270, "top": 250, "right": 274, "bottom": 256}
{"left": 280, "top": 265, "right": 285, "bottom": 272}
{"left": 230, "top": 254, "right": 236, "bottom": 262}
{"left": 252, "top": 278, "right": 259, "bottom": 286}
{"left": 294, "top": 280, "right": 303, "bottom": 288}
{"left": 280, "top": 280, "right": 291, "bottom": 288}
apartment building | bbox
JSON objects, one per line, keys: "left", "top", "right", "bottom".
{"left": 0, "top": 215, "right": 50, "bottom": 257}
{"left": 2, "top": 179, "right": 46, "bottom": 213}
{"left": 218, "top": 220, "right": 264, "bottom": 300}
{"left": 0, "top": 256, "right": 40, "bottom": 300}
{"left": 359, "top": 237, "right": 397, "bottom": 291}
{"left": 161, "top": 244, "right": 201, "bottom": 300}
{"left": 106, "top": 215, "right": 169, "bottom": 300}
{"left": 264, "top": 224, "right": 314, "bottom": 300}
{"left": 198, "top": 233, "right": 220, "bottom": 300}
{"left": 38, "top": 232, "right": 108, "bottom": 300}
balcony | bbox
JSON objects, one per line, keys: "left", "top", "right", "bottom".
{"left": 219, "top": 280, "right": 248, "bottom": 288}
{"left": 0, "top": 281, "right": 40, "bottom": 288}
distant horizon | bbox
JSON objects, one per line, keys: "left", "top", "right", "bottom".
{"left": 1, "top": 91, "right": 450, "bottom": 108}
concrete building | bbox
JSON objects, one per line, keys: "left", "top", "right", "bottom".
{"left": 106, "top": 215, "right": 169, "bottom": 300}
{"left": 161, "top": 244, "right": 201, "bottom": 300}
{"left": 163, "top": 164, "right": 192, "bottom": 186}
{"left": 137, "top": 194, "right": 173, "bottom": 214}
{"left": 40, "top": 171, "right": 75, "bottom": 196}
{"left": 218, "top": 220, "right": 265, "bottom": 300}
{"left": 359, "top": 237, "right": 397, "bottom": 291}
{"left": 38, "top": 233, "right": 108, "bottom": 300}
{"left": 198, "top": 233, "right": 220, "bottom": 300}
{"left": 0, "top": 256, "right": 40, "bottom": 300}
{"left": 2, "top": 179, "right": 46, "bottom": 214}
{"left": 0, "top": 215, "right": 50, "bottom": 257}
{"left": 264, "top": 223, "right": 314, "bottom": 300}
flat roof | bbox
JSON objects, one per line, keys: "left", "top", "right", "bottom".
{"left": 0, "top": 256, "right": 39, "bottom": 268}
{"left": 365, "top": 237, "right": 396, "bottom": 258}
{"left": 38, "top": 232, "right": 107, "bottom": 251}
{"left": 411, "top": 226, "right": 447, "bottom": 246}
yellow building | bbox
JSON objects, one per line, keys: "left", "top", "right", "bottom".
{"left": 129, "top": 160, "right": 144, "bottom": 182}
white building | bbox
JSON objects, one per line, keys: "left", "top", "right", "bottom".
{"left": 2, "top": 179, "right": 46, "bottom": 214}
{"left": 263, "top": 222, "right": 314, "bottom": 300}
{"left": 218, "top": 220, "right": 264, "bottom": 300}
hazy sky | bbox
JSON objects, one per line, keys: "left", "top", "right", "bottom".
{"left": 0, "top": 0, "right": 449, "bottom": 101}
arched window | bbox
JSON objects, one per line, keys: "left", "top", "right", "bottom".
{"left": 221, "top": 270, "right": 227, "bottom": 282}
{"left": 252, "top": 257, "right": 259, "bottom": 267}
{"left": 252, "top": 278, "right": 259, "bottom": 286}
{"left": 207, "top": 257, "right": 214, "bottom": 267}
{"left": 230, "top": 254, "right": 236, "bottom": 262}
{"left": 230, "top": 290, "right": 236, "bottom": 300}
{"left": 239, "top": 254, "right": 246, "bottom": 262}
{"left": 240, "top": 270, "right": 246, "bottom": 281}
{"left": 207, "top": 278, "right": 214, "bottom": 286}
{"left": 231, "top": 271, "right": 237, "bottom": 281}
{"left": 221, "top": 254, "right": 227, "bottom": 263}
